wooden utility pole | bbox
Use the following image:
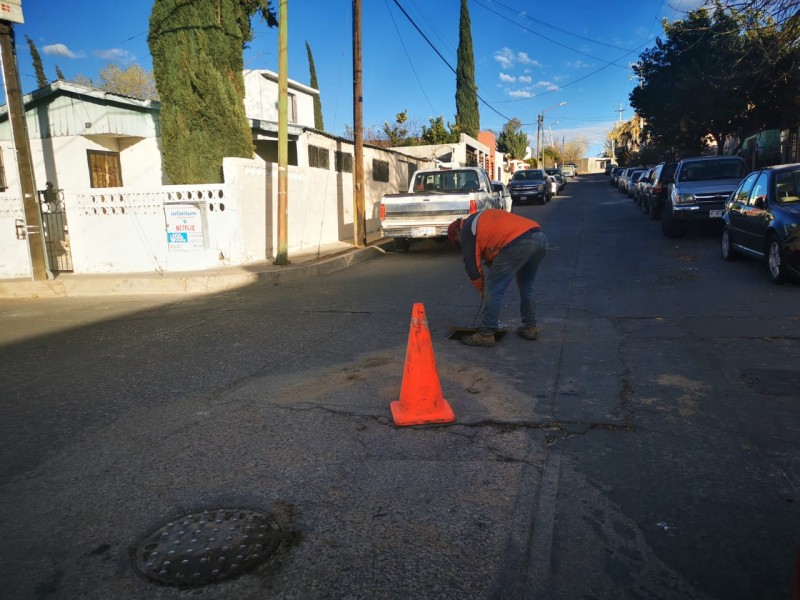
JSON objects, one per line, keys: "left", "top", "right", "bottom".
{"left": 352, "top": 0, "right": 366, "bottom": 247}
{"left": 0, "top": 19, "right": 47, "bottom": 280}
{"left": 274, "top": 0, "right": 289, "bottom": 265}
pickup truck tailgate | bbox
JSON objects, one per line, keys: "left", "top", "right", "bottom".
{"left": 380, "top": 194, "right": 475, "bottom": 238}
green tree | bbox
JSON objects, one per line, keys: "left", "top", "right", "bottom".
{"left": 148, "top": 0, "right": 277, "bottom": 184}
{"left": 99, "top": 64, "right": 158, "bottom": 100}
{"left": 454, "top": 0, "right": 479, "bottom": 138}
{"left": 631, "top": 2, "right": 799, "bottom": 157}
{"left": 383, "top": 110, "right": 410, "bottom": 146}
{"left": 420, "top": 116, "right": 458, "bottom": 145}
{"left": 496, "top": 118, "right": 528, "bottom": 159}
{"left": 26, "top": 35, "right": 48, "bottom": 88}
{"left": 631, "top": 6, "right": 743, "bottom": 156}
{"left": 305, "top": 40, "right": 324, "bottom": 131}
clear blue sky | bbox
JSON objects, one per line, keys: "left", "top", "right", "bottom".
{"left": 12, "top": 0, "right": 705, "bottom": 157}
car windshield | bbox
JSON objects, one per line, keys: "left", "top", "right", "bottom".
{"left": 678, "top": 159, "right": 747, "bottom": 182}
{"left": 775, "top": 169, "right": 800, "bottom": 203}
{"left": 512, "top": 170, "right": 546, "bottom": 181}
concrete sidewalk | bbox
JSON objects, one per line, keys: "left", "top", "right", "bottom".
{"left": 0, "top": 237, "right": 394, "bottom": 299}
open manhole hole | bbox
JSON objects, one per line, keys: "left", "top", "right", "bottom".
{"left": 133, "top": 508, "right": 281, "bottom": 586}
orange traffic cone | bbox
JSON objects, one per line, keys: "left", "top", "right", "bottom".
{"left": 390, "top": 303, "right": 455, "bottom": 426}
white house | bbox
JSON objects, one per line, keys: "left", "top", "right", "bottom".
{"left": 0, "top": 72, "right": 435, "bottom": 279}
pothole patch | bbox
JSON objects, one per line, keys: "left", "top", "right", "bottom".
{"left": 133, "top": 508, "right": 281, "bottom": 587}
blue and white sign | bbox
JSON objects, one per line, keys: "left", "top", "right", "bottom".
{"left": 165, "top": 203, "right": 206, "bottom": 251}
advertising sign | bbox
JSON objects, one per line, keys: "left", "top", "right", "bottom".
{"left": 164, "top": 203, "right": 206, "bottom": 251}
{"left": 0, "top": 2, "right": 24, "bottom": 24}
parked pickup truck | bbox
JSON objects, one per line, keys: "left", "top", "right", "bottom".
{"left": 380, "top": 167, "right": 506, "bottom": 251}
{"left": 661, "top": 155, "right": 749, "bottom": 238}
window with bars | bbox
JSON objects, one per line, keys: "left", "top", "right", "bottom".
{"left": 372, "top": 159, "right": 389, "bottom": 183}
{"left": 335, "top": 151, "right": 353, "bottom": 173}
{"left": 308, "top": 145, "right": 330, "bottom": 169}
{"left": 87, "top": 150, "right": 123, "bottom": 188}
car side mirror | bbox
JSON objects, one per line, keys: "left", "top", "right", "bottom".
{"left": 755, "top": 197, "right": 765, "bottom": 210}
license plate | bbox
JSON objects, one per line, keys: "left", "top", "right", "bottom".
{"left": 709, "top": 209, "right": 724, "bottom": 218}
{"left": 519, "top": 196, "right": 527, "bottom": 201}
{"left": 411, "top": 226, "right": 436, "bottom": 237}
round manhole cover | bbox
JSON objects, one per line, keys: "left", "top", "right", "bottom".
{"left": 134, "top": 508, "right": 281, "bottom": 586}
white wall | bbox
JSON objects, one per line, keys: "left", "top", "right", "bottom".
{"left": 0, "top": 196, "right": 32, "bottom": 278}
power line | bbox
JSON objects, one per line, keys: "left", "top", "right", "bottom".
{"left": 389, "top": 0, "right": 514, "bottom": 123}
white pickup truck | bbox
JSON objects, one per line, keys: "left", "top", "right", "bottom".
{"left": 379, "top": 167, "right": 507, "bottom": 251}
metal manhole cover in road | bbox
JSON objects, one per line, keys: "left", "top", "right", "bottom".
{"left": 133, "top": 508, "right": 281, "bottom": 587}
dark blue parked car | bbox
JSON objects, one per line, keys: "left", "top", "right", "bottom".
{"left": 721, "top": 163, "right": 800, "bottom": 284}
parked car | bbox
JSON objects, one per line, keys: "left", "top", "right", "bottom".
{"left": 619, "top": 167, "right": 645, "bottom": 195}
{"left": 641, "top": 161, "right": 678, "bottom": 220}
{"left": 564, "top": 163, "right": 578, "bottom": 177}
{"left": 507, "top": 169, "right": 552, "bottom": 205}
{"left": 491, "top": 180, "right": 513, "bottom": 212}
{"left": 546, "top": 175, "right": 559, "bottom": 198}
{"left": 545, "top": 168, "right": 566, "bottom": 192}
{"left": 633, "top": 168, "right": 654, "bottom": 207}
{"left": 628, "top": 169, "right": 649, "bottom": 199}
{"left": 604, "top": 163, "right": 618, "bottom": 175}
{"left": 610, "top": 166, "right": 625, "bottom": 186}
{"left": 721, "top": 163, "right": 800, "bottom": 283}
{"left": 662, "top": 155, "right": 749, "bottom": 238}
{"left": 380, "top": 167, "right": 505, "bottom": 251}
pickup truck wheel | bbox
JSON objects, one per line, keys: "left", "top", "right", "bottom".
{"left": 393, "top": 237, "right": 411, "bottom": 252}
{"left": 661, "top": 204, "right": 685, "bottom": 239}
{"left": 721, "top": 227, "right": 739, "bottom": 261}
{"left": 767, "top": 235, "right": 789, "bottom": 284}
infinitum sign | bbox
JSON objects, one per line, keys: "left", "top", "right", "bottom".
{"left": 165, "top": 203, "right": 207, "bottom": 251}
{"left": 0, "top": 1, "right": 24, "bottom": 24}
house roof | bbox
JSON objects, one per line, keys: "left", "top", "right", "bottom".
{"left": 0, "top": 79, "right": 160, "bottom": 119}
{"left": 243, "top": 69, "right": 319, "bottom": 97}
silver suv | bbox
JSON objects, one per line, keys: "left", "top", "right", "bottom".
{"left": 661, "top": 156, "right": 748, "bottom": 238}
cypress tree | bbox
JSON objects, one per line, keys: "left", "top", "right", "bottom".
{"left": 455, "top": 0, "right": 479, "bottom": 138}
{"left": 305, "top": 41, "right": 324, "bottom": 131}
{"left": 148, "top": 0, "right": 277, "bottom": 184}
{"left": 55, "top": 65, "right": 65, "bottom": 80}
{"left": 26, "top": 35, "right": 48, "bottom": 88}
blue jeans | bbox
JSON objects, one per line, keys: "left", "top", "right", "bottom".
{"left": 480, "top": 230, "right": 548, "bottom": 331}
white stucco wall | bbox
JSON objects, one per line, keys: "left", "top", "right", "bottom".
{"left": 0, "top": 196, "right": 32, "bottom": 278}
{"left": 243, "top": 70, "right": 317, "bottom": 129}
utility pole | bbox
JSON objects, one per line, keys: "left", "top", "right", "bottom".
{"left": 0, "top": 17, "right": 48, "bottom": 280}
{"left": 352, "top": 0, "right": 366, "bottom": 248}
{"left": 274, "top": 0, "right": 289, "bottom": 265}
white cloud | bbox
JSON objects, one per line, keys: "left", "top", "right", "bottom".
{"left": 43, "top": 44, "right": 82, "bottom": 59}
{"left": 534, "top": 81, "right": 560, "bottom": 92}
{"left": 567, "top": 60, "right": 589, "bottom": 69}
{"left": 493, "top": 47, "right": 542, "bottom": 70}
{"left": 516, "top": 52, "right": 541, "bottom": 67}
{"left": 494, "top": 47, "right": 515, "bottom": 69}
{"left": 508, "top": 89, "right": 533, "bottom": 99}
{"left": 94, "top": 48, "right": 136, "bottom": 65}
{"left": 499, "top": 73, "right": 515, "bottom": 83}
{"left": 518, "top": 75, "right": 532, "bottom": 83}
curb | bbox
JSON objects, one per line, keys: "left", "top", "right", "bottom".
{"left": 0, "top": 243, "right": 391, "bottom": 299}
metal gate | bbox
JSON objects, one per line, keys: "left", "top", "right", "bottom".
{"left": 38, "top": 185, "right": 73, "bottom": 272}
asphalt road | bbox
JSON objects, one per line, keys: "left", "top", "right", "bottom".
{"left": 1, "top": 174, "right": 798, "bottom": 599}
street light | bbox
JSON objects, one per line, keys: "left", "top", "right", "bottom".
{"left": 537, "top": 101, "right": 566, "bottom": 168}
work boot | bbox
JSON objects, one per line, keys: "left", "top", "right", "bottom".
{"left": 461, "top": 331, "right": 496, "bottom": 347}
{"left": 517, "top": 324, "right": 539, "bottom": 340}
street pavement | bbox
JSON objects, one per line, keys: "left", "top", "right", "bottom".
{"left": 1, "top": 174, "right": 798, "bottom": 600}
